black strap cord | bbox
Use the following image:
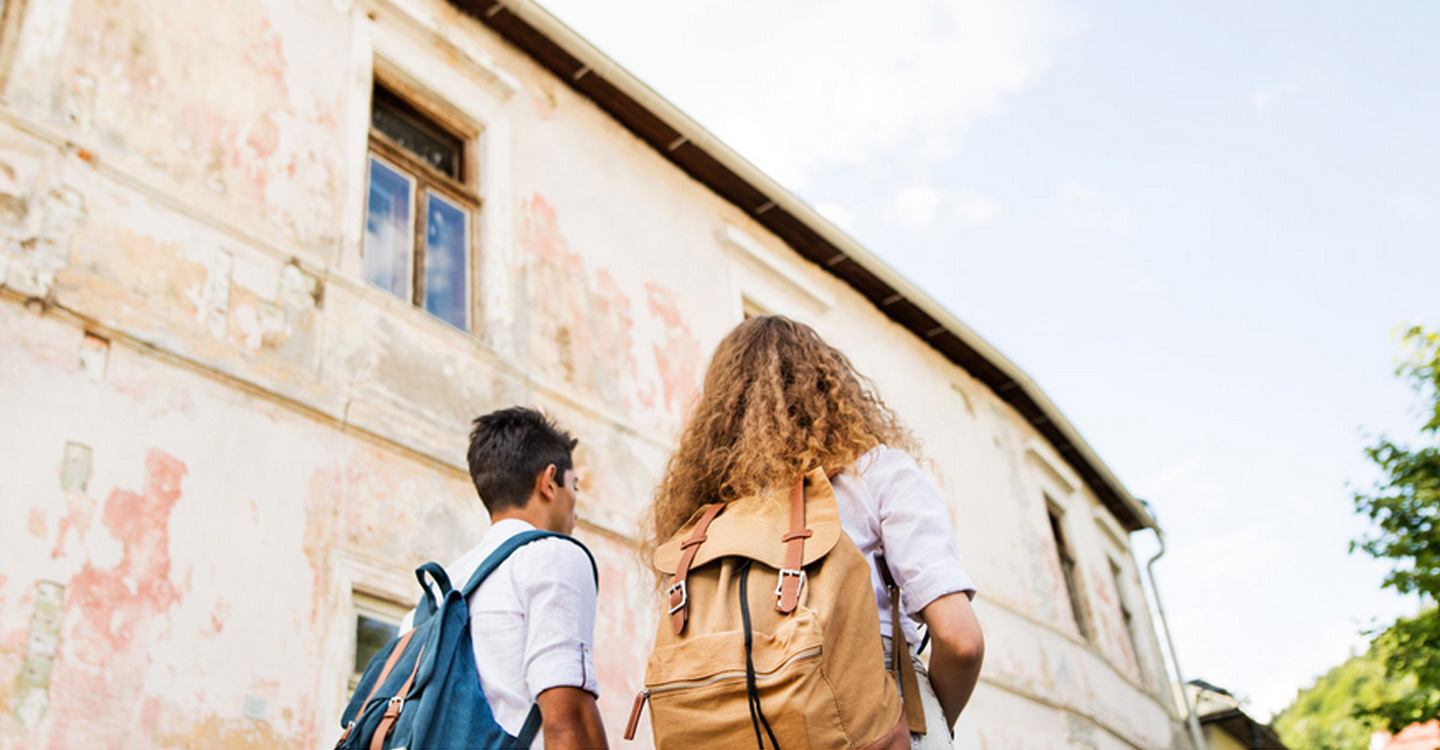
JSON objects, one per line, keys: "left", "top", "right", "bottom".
{"left": 737, "top": 560, "right": 780, "bottom": 749}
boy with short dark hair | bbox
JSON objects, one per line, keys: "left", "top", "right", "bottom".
{"left": 419, "top": 406, "right": 608, "bottom": 748}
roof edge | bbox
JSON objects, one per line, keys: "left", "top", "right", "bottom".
{"left": 450, "top": 0, "right": 1157, "bottom": 532}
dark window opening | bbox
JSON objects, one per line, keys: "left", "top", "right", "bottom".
{"left": 1111, "top": 559, "right": 1148, "bottom": 685}
{"left": 354, "top": 614, "right": 399, "bottom": 674}
{"left": 350, "top": 592, "right": 410, "bottom": 691}
{"left": 372, "top": 86, "right": 463, "bottom": 179}
{"left": 1048, "top": 504, "right": 1091, "bottom": 641}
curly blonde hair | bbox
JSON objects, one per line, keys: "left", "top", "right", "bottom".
{"left": 641, "top": 315, "right": 918, "bottom": 568}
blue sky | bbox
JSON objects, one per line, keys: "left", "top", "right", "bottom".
{"left": 535, "top": 0, "right": 1439, "bottom": 716}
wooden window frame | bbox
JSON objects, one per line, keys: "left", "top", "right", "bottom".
{"left": 365, "top": 71, "right": 482, "bottom": 331}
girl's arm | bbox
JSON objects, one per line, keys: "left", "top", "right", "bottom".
{"left": 919, "top": 592, "right": 985, "bottom": 729}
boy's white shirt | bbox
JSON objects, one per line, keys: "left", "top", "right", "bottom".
{"left": 831, "top": 446, "right": 978, "bottom": 652}
{"left": 403, "top": 517, "right": 598, "bottom": 748}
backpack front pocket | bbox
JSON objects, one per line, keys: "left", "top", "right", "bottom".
{"left": 645, "top": 630, "right": 840, "bottom": 749}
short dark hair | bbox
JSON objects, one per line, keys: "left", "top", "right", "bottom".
{"left": 467, "top": 406, "right": 578, "bottom": 515}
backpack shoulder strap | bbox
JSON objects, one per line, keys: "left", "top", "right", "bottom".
{"left": 459, "top": 529, "right": 599, "bottom": 598}
{"left": 668, "top": 502, "right": 726, "bottom": 635}
{"left": 513, "top": 704, "right": 543, "bottom": 749}
{"left": 776, "top": 475, "right": 812, "bottom": 613}
{"left": 876, "top": 553, "right": 927, "bottom": 735}
{"left": 459, "top": 530, "right": 595, "bottom": 748}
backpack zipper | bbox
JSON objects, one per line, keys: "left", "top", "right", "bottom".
{"left": 622, "top": 646, "right": 822, "bottom": 741}
{"left": 650, "top": 645, "right": 822, "bottom": 694}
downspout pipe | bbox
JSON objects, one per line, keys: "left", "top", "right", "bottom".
{"left": 1145, "top": 526, "right": 1207, "bottom": 750}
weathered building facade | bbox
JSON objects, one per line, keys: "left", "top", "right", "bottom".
{"left": 0, "top": 0, "right": 1187, "bottom": 746}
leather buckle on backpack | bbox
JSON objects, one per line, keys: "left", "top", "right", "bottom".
{"left": 666, "top": 580, "right": 688, "bottom": 615}
{"left": 774, "top": 569, "right": 806, "bottom": 602}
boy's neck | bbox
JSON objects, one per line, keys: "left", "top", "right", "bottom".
{"left": 492, "top": 505, "right": 560, "bottom": 534}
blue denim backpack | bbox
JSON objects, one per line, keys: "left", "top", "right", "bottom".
{"left": 336, "top": 530, "right": 597, "bottom": 750}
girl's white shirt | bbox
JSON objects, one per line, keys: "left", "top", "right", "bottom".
{"left": 831, "top": 446, "right": 977, "bottom": 652}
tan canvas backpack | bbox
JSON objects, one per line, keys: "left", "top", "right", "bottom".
{"left": 623, "top": 467, "right": 925, "bottom": 749}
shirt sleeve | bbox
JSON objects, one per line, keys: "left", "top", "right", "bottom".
{"left": 511, "top": 539, "right": 600, "bottom": 699}
{"left": 871, "top": 448, "right": 977, "bottom": 617}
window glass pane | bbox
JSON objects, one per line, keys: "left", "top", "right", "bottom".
{"left": 354, "top": 614, "right": 399, "bottom": 674}
{"left": 372, "top": 87, "right": 462, "bottom": 179}
{"left": 364, "top": 157, "right": 414, "bottom": 300}
{"left": 423, "top": 191, "right": 469, "bottom": 331}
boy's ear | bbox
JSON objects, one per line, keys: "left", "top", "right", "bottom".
{"left": 533, "top": 463, "right": 558, "bottom": 501}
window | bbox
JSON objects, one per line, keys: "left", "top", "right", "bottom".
{"left": 364, "top": 82, "right": 478, "bottom": 332}
{"left": 1110, "top": 559, "right": 1148, "bottom": 684}
{"left": 1047, "top": 502, "right": 1091, "bottom": 640}
{"left": 351, "top": 592, "right": 411, "bottom": 691}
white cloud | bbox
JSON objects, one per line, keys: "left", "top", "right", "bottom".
{"left": 1251, "top": 81, "right": 1302, "bottom": 112}
{"left": 1136, "top": 454, "right": 1204, "bottom": 496}
{"left": 883, "top": 185, "right": 945, "bottom": 227}
{"left": 1060, "top": 180, "right": 1130, "bottom": 233}
{"left": 954, "top": 189, "right": 1002, "bottom": 226}
{"left": 814, "top": 200, "right": 857, "bottom": 230}
{"left": 1168, "top": 521, "right": 1291, "bottom": 588}
{"left": 882, "top": 185, "right": 1000, "bottom": 228}
{"left": 1126, "top": 277, "right": 1166, "bottom": 296}
{"left": 1284, "top": 491, "right": 1315, "bottom": 519}
{"left": 535, "top": 0, "right": 1081, "bottom": 188}
{"left": 1388, "top": 192, "right": 1435, "bottom": 225}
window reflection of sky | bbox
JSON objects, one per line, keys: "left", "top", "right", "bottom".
{"left": 354, "top": 615, "right": 398, "bottom": 674}
{"left": 424, "top": 192, "right": 468, "bottom": 331}
{"left": 363, "top": 157, "right": 413, "bottom": 301}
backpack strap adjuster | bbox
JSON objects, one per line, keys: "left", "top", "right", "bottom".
{"left": 666, "top": 580, "right": 688, "bottom": 615}
{"left": 773, "top": 569, "right": 806, "bottom": 605}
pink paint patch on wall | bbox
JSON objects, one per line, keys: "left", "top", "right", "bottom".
{"left": 27, "top": 508, "right": 46, "bottom": 538}
{"left": 245, "top": 114, "right": 281, "bottom": 161}
{"left": 585, "top": 537, "right": 654, "bottom": 745}
{"left": 920, "top": 457, "right": 951, "bottom": 491}
{"left": 518, "top": 194, "right": 640, "bottom": 409}
{"left": 519, "top": 194, "right": 578, "bottom": 269}
{"left": 51, "top": 492, "right": 97, "bottom": 560}
{"left": 644, "top": 282, "right": 700, "bottom": 418}
{"left": 29, "top": 449, "right": 188, "bottom": 748}
{"left": 49, "top": 0, "right": 343, "bottom": 255}
{"left": 301, "top": 465, "right": 345, "bottom": 627}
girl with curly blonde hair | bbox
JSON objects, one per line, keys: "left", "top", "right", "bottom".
{"left": 642, "top": 314, "right": 985, "bottom": 747}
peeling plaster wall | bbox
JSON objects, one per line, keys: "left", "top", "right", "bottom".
{"left": 0, "top": 0, "right": 1182, "bottom": 747}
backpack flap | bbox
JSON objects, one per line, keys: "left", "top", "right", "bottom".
{"left": 652, "top": 467, "right": 842, "bottom": 574}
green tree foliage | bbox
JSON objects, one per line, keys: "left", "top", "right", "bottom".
{"left": 1350, "top": 325, "right": 1440, "bottom": 731}
{"left": 1360, "top": 607, "right": 1440, "bottom": 731}
{"left": 1273, "top": 642, "right": 1405, "bottom": 750}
